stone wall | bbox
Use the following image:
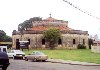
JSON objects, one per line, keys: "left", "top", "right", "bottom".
{"left": 62, "top": 34, "right": 88, "bottom": 49}
{"left": 91, "top": 46, "right": 100, "bottom": 53}
{"left": 12, "top": 33, "right": 89, "bottom": 49}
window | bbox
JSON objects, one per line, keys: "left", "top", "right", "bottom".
{"left": 42, "top": 39, "right": 45, "bottom": 45}
{"left": 83, "top": 39, "right": 85, "bottom": 44}
{"left": 73, "top": 39, "right": 76, "bottom": 44}
{"left": 58, "top": 39, "right": 62, "bottom": 45}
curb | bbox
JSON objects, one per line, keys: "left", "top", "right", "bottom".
{"left": 47, "top": 59, "right": 100, "bottom": 66}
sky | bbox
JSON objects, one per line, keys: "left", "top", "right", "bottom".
{"left": 0, "top": 0, "right": 100, "bottom": 38}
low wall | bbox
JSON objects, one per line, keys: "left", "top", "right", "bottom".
{"left": 91, "top": 46, "right": 100, "bottom": 53}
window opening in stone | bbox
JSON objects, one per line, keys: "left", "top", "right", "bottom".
{"left": 73, "top": 39, "right": 76, "bottom": 44}
{"left": 42, "top": 39, "right": 45, "bottom": 45}
{"left": 58, "top": 39, "right": 62, "bottom": 45}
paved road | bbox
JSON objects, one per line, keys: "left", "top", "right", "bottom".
{"left": 7, "top": 59, "right": 100, "bottom": 70}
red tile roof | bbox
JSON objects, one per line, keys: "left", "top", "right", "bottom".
{"left": 29, "top": 26, "right": 72, "bottom": 31}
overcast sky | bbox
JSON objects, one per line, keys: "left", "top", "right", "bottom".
{"left": 0, "top": 0, "right": 100, "bottom": 38}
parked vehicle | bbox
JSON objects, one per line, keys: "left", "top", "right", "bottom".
{"left": 7, "top": 50, "right": 25, "bottom": 59}
{"left": 25, "top": 51, "right": 48, "bottom": 61}
{"left": 0, "top": 51, "right": 10, "bottom": 70}
{"left": 0, "top": 46, "right": 7, "bottom": 52}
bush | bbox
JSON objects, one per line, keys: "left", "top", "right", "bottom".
{"left": 77, "top": 44, "right": 86, "bottom": 49}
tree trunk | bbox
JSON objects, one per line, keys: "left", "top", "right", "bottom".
{"left": 49, "top": 41, "right": 55, "bottom": 50}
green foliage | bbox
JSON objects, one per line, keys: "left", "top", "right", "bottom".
{"left": 44, "top": 28, "right": 61, "bottom": 40}
{"left": 43, "top": 27, "right": 61, "bottom": 49}
{"left": 77, "top": 44, "right": 86, "bottom": 49}
{"left": 0, "top": 30, "right": 12, "bottom": 42}
{"left": 4, "top": 36, "right": 12, "bottom": 42}
{"left": 88, "top": 38, "right": 93, "bottom": 49}
{"left": 18, "top": 17, "right": 42, "bottom": 31}
{"left": 18, "top": 21, "right": 33, "bottom": 31}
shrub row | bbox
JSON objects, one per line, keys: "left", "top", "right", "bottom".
{"left": 77, "top": 44, "right": 86, "bottom": 49}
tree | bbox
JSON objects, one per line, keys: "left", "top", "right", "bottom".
{"left": 4, "top": 36, "right": 12, "bottom": 42}
{"left": 18, "top": 20, "right": 33, "bottom": 31}
{"left": 88, "top": 38, "right": 93, "bottom": 49}
{"left": 0, "top": 30, "right": 12, "bottom": 42}
{"left": 0, "top": 30, "right": 6, "bottom": 41}
{"left": 43, "top": 28, "right": 61, "bottom": 49}
{"left": 18, "top": 17, "right": 42, "bottom": 31}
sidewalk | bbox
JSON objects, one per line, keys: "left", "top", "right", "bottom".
{"left": 47, "top": 59, "right": 100, "bottom": 66}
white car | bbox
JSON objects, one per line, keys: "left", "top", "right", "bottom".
{"left": 7, "top": 50, "right": 25, "bottom": 59}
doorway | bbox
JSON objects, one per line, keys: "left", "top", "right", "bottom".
{"left": 16, "top": 39, "right": 20, "bottom": 49}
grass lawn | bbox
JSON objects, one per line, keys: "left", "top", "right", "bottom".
{"left": 23, "top": 49, "right": 100, "bottom": 64}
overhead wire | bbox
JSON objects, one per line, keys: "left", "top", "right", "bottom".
{"left": 63, "top": 0, "right": 100, "bottom": 20}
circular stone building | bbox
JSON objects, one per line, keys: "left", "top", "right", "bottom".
{"left": 12, "top": 16, "right": 89, "bottom": 49}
